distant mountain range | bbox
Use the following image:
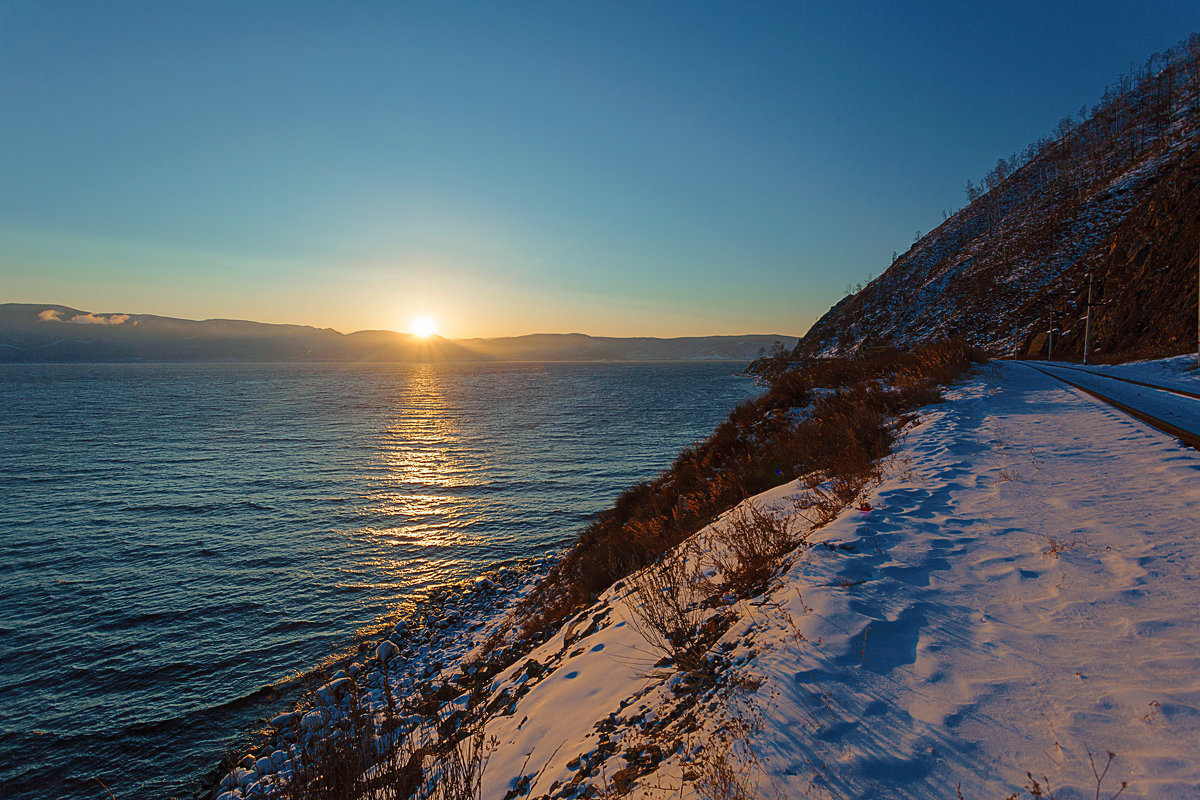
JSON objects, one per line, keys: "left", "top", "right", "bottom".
{"left": 0, "top": 304, "right": 794, "bottom": 363}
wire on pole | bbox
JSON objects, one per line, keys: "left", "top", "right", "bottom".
{"left": 1083, "top": 270, "right": 1094, "bottom": 365}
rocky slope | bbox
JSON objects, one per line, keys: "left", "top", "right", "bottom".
{"left": 801, "top": 36, "right": 1200, "bottom": 361}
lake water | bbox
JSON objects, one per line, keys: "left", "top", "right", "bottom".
{"left": 0, "top": 361, "right": 760, "bottom": 799}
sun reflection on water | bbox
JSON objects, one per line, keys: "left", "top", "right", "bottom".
{"left": 367, "top": 365, "right": 482, "bottom": 551}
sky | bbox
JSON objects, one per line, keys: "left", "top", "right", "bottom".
{"left": 2, "top": 2, "right": 1198, "bottom": 339}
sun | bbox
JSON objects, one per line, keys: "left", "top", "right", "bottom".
{"left": 410, "top": 315, "right": 437, "bottom": 338}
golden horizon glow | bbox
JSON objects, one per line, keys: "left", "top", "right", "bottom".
{"left": 410, "top": 315, "right": 437, "bottom": 338}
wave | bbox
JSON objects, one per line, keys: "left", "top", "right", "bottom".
{"left": 120, "top": 500, "right": 277, "bottom": 514}
{"left": 90, "top": 602, "right": 265, "bottom": 633}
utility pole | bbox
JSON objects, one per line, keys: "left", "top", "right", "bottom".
{"left": 1047, "top": 311, "right": 1059, "bottom": 361}
{"left": 1083, "top": 270, "right": 1094, "bottom": 365}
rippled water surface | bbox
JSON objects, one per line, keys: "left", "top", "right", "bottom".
{"left": 0, "top": 361, "right": 760, "bottom": 798}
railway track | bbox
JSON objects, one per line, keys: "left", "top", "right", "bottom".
{"left": 1017, "top": 361, "right": 1200, "bottom": 451}
{"left": 1033, "top": 361, "right": 1200, "bottom": 401}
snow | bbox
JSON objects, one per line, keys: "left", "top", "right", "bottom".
{"left": 739, "top": 362, "right": 1200, "bottom": 798}
{"left": 470, "top": 360, "right": 1200, "bottom": 799}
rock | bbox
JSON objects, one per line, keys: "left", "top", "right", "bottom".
{"left": 377, "top": 640, "right": 400, "bottom": 662}
{"left": 301, "top": 709, "right": 325, "bottom": 732}
{"left": 316, "top": 677, "right": 353, "bottom": 705}
{"left": 220, "top": 767, "right": 254, "bottom": 791}
{"left": 271, "top": 711, "right": 298, "bottom": 729}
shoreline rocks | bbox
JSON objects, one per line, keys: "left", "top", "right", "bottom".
{"left": 202, "top": 552, "right": 559, "bottom": 799}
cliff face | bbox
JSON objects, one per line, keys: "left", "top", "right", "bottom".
{"left": 1078, "top": 146, "right": 1200, "bottom": 360}
{"left": 802, "top": 38, "right": 1200, "bottom": 360}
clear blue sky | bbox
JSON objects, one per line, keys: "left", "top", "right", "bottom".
{"left": 2, "top": 1, "right": 1197, "bottom": 337}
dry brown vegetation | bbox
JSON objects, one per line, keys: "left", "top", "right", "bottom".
{"left": 709, "top": 503, "right": 806, "bottom": 599}
{"left": 267, "top": 670, "right": 496, "bottom": 800}
{"left": 622, "top": 540, "right": 710, "bottom": 672}
{"left": 511, "top": 338, "right": 984, "bottom": 646}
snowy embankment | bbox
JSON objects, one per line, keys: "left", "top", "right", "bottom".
{"left": 211, "top": 558, "right": 561, "bottom": 800}
{"left": 468, "top": 360, "right": 1200, "bottom": 799}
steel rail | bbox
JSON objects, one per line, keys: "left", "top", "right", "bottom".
{"left": 1021, "top": 362, "right": 1200, "bottom": 452}
{"left": 1027, "top": 361, "right": 1200, "bottom": 401}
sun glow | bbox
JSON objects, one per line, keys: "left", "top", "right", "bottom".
{"left": 410, "top": 316, "right": 437, "bottom": 338}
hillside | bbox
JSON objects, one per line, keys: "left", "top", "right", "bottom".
{"left": 0, "top": 304, "right": 793, "bottom": 363}
{"left": 801, "top": 36, "right": 1200, "bottom": 360}
{"left": 466, "top": 362, "right": 1200, "bottom": 798}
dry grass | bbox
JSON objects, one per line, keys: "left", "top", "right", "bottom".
{"left": 276, "top": 689, "right": 421, "bottom": 800}
{"left": 998, "top": 467, "right": 1021, "bottom": 482}
{"left": 709, "top": 504, "right": 807, "bottom": 599}
{"left": 249, "top": 663, "right": 499, "bottom": 800}
{"left": 514, "top": 339, "right": 984, "bottom": 645}
{"left": 426, "top": 715, "right": 494, "bottom": 800}
{"left": 623, "top": 540, "right": 709, "bottom": 672}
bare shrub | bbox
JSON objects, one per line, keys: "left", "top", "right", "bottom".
{"left": 710, "top": 504, "right": 807, "bottom": 598}
{"left": 1040, "top": 533, "right": 1086, "bottom": 559}
{"left": 624, "top": 540, "right": 709, "bottom": 672}
{"left": 1003, "top": 749, "right": 1128, "bottom": 800}
{"left": 278, "top": 689, "right": 421, "bottom": 800}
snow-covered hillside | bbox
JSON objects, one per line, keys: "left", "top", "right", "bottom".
{"left": 459, "top": 360, "right": 1200, "bottom": 799}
